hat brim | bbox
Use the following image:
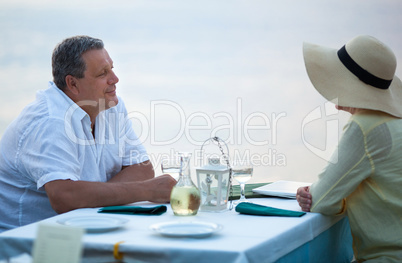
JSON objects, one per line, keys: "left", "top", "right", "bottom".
{"left": 303, "top": 42, "right": 402, "bottom": 118}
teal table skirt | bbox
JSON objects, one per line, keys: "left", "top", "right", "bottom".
{"left": 275, "top": 216, "right": 353, "bottom": 263}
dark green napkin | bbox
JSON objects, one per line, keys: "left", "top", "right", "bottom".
{"left": 98, "top": 205, "right": 167, "bottom": 215}
{"left": 229, "top": 183, "right": 270, "bottom": 200}
{"left": 235, "top": 202, "right": 305, "bottom": 217}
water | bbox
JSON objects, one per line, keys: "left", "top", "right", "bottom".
{"left": 232, "top": 168, "right": 253, "bottom": 184}
{"left": 1, "top": 0, "right": 401, "bottom": 185}
{"left": 170, "top": 185, "right": 201, "bottom": 216}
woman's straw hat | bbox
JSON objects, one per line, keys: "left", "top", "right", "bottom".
{"left": 303, "top": 35, "right": 402, "bottom": 117}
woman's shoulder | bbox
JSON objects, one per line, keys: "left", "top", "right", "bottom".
{"left": 351, "top": 109, "right": 400, "bottom": 133}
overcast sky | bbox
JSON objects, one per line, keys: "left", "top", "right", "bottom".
{"left": 1, "top": 0, "right": 401, "bottom": 183}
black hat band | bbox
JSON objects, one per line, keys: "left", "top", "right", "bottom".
{"left": 337, "top": 45, "right": 392, "bottom": 90}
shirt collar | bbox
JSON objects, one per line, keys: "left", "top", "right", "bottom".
{"left": 42, "top": 81, "right": 88, "bottom": 122}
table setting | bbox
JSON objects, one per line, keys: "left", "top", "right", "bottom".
{"left": 0, "top": 191, "right": 352, "bottom": 263}
{"left": 0, "top": 137, "right": 353, "bottom": 263}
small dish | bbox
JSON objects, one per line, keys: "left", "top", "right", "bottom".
{"left": 57, "top": 216, "right": 129, "bottom": 232}
{"left": 150, "top": 221, "right": 223, "bottom": 238}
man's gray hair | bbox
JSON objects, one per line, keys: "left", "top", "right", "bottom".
{"left": 52, "top": 35, "right": 104, "bottom": 90}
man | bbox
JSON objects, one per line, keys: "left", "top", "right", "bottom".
{"left": 0, "top": 35, "right": 176, "bottom": 232}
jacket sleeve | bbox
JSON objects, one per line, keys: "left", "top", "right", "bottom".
{"left": 310, "top": 120, "right": 373, "bottom": 215}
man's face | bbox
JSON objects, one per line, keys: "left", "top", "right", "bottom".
{"left": 75, "top": 48, "right": 119, "bottom": 111}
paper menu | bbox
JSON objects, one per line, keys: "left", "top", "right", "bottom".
{"left": 252, "top": 180, "right": 312, "bottom": 198}
{"left": 32, "top": 223, "right": 83, "bottom": 263}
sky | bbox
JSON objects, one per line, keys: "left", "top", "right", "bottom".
{"left": 1, "top": 0, "right": 401, "bottom": 183}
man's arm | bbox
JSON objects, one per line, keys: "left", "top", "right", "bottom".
{"left": 44, "top": 161, "right": 176, "bottom": 214}
{"left": 108, "top": 160, "right": 155, "bottom": 183}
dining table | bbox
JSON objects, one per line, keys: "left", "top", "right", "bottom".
{"left": 0, "top": 188, "right": 354, "bottom": 263}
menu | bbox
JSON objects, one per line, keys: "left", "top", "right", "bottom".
{"left": 252, "top": 180, "right": 312, "bottom": 198}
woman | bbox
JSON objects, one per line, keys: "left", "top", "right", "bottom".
{"left": 297, "top": 35, "right": 402, "bottom": 262}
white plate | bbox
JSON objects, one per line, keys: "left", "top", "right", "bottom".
{"left": 150, "top": 221, "right": 223, "bottom": 238}
{"left": 57, "top": 216, "right": 129, "bottom": 232}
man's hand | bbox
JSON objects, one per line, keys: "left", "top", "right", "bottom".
{"left": 145, "top": 174, "right": 177, "bottom": 203}
{"left": 296, "top": 186, "right": 312, "bottom": 212}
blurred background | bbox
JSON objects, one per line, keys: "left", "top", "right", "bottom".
{"left": 1, "top": 0, "right": 401, "bottom": 184}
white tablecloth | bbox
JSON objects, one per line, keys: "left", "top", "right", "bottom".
{"left": 0, "top": 198, "right": 353, "bottom": 263}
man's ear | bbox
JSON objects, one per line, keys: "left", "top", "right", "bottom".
{"left": 65, "top": 75, "right": 80, "bottom": 95}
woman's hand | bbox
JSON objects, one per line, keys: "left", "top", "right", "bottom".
{"left": 296, "top": 186, "right": 312, "bottom": 212}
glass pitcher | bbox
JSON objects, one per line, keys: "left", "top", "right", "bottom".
{"left": 170, "top": 152, "right": 201, "bottom": 216}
